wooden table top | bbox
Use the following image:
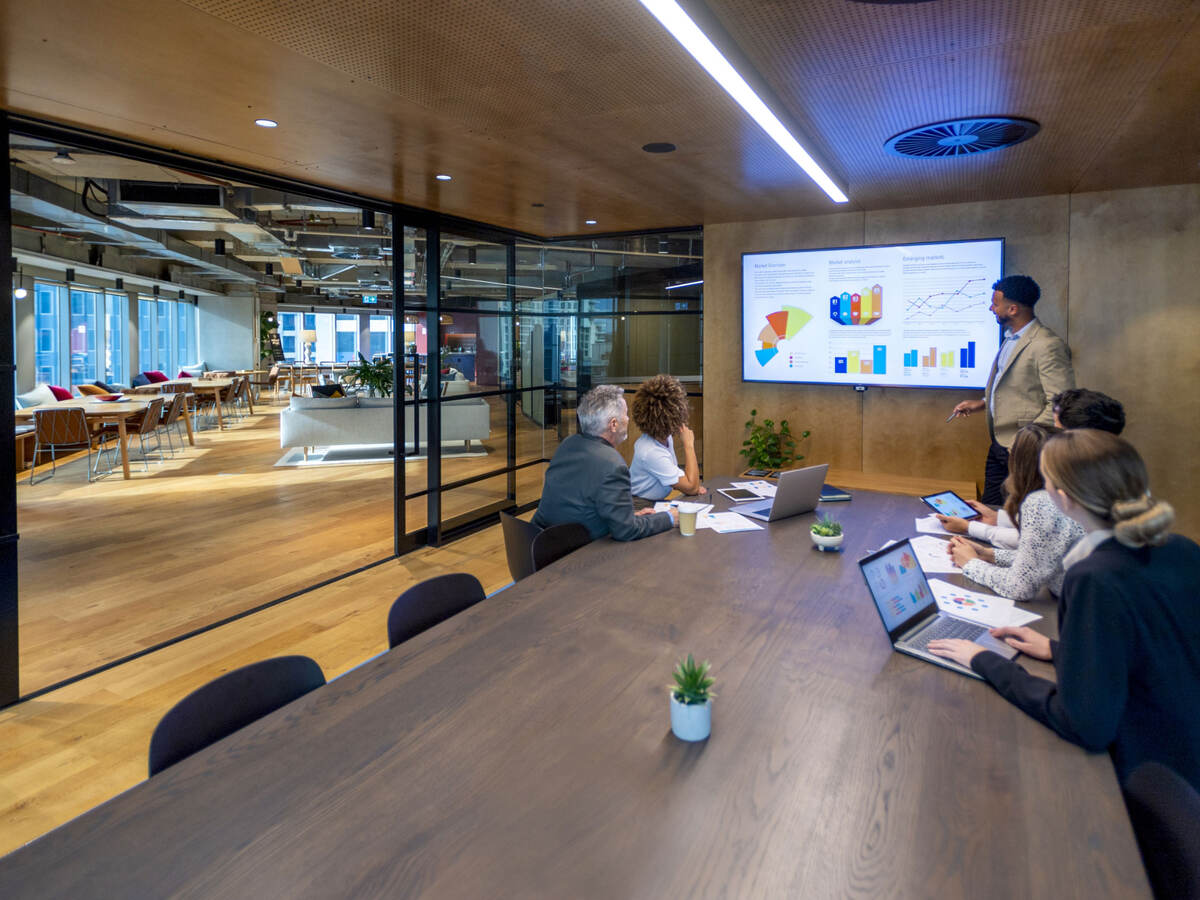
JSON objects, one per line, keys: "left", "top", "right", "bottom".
{"left": 13, "top": 397, "right": 158, "bottom": 419}
{"left": 131, "top": 378, "right": 233, "bottom": 392}
{"left": 0, "top": 487, "right": 1149, "bottom": 897}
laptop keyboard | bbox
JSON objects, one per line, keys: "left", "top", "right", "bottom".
{"left": 910, "top": 617, "right": 985, "bottom": 651}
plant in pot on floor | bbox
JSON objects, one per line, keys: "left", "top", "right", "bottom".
{"left": 346, "top": 353, "right": 394, "bottom": 397}
{"left": 810, "top": 512, "right": 844, "bottom": 552}
{"left": 669, "top": 654, "right": 715, "bottom": 741}
{"left": 740, "top": 409, "right": 810, "bottom": 472}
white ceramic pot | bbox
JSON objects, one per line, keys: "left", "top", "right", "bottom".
{"left": 811, "top": 531, "right": 844, "bottom": 552}
{"left": 670, "top": 695, "right": 712, "bottom": 741}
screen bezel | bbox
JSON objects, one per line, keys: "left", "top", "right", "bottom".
{"left": 741, "top": 237, "right": 1005, "bottom": 390}
{"left": 920, "top": 491, "right": 981, "bottom": 520}
{"left": 858, "top": 539, "right": 940, "bottom": 643}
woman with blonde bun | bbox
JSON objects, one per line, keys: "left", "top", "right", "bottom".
{"left": 929, "top": 430, "right": 1200, "bottom": 790}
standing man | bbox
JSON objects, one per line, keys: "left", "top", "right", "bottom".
{"left": 533, "top": 384, "right": 676, "bottom": 540}
{"left": 949, "top": 275, "right": 1075, "bottom": 505}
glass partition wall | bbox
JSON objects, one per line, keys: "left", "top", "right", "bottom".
{"left": 4, "top": 119, "right": 702, "bottom": 704}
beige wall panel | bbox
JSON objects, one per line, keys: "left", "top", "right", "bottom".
{"left": 1067, "top": 184, "right": 1200, "bottom": 539}
{"left": 704, "top": 213, "right": 865, "bottom": 476}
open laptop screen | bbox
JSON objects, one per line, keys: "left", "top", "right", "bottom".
{"left": 859, "top": 540, "right": 939, "bottom": 641}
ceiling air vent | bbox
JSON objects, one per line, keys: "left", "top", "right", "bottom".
{"left": 884, "top": 117, "right": 1040, "bottom": 158}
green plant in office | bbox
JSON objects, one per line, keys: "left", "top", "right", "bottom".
{"left": 669, "top": 654, "right": 715, "bottom": 706}
{"left": 810, "top": 513, "right": 843, "bottom": 537}
{"left": 258, "top": 311, "right": 277, "bottom": 362}
{"left": 740, "top": 409, "right": 809, "bottom": 470}
{"left": 346, "top": 352, "right": 394, "bottom": 397}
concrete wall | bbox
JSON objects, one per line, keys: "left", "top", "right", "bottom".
{"left": 198, "top": 295, "right": 255, "bottom": 371}
{"left": 704, "top": 183, "right": 1200, "bottom": 538}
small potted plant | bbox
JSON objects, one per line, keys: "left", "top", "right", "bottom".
{"left": 810, "top": 512, "right": 844, "bottom": 551}
{"left": 669, "top": 653, "right": 715, "bottom": 741}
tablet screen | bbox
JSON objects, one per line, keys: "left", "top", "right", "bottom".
{"left": 921, "top": 491, "right": 978, "bottom": 519}
{"left": 718, "top": 488, "right": 760, "bottom": 502}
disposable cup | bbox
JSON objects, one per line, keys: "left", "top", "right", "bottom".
{"left": 678, "top": 504, "right": 699, "bottom": 536}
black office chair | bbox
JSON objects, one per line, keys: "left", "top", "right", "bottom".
{"left": 531, "top": 522, "right": 592, "bottom": 573}
{"left": 500, "top": 511, "right": 541, "bottom": 583}
{"left": 1122, "top": 761, "right": 1200, "bottom": 899}
{"left": 387, "top": 573, "right": 486, "bottom": 649}
{"left": 148, "top": 655, "right": 326, "bottom": 776}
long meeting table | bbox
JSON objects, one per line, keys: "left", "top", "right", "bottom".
{"left": 0, "top": 486, "right": 1150, "bottom": 897}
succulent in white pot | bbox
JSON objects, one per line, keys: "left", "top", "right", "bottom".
{"left": 810, "top": 512, "right": 844, "bottom": 551}
{"left": 669, "top": 654, "right": 715, "bottom": 741}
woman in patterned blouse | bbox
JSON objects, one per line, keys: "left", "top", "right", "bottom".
{"left": 947, "top": 423, "right": 1085, "bottom": 600}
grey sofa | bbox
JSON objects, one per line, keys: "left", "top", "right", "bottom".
{"left": 279, "top": 395, "right": 491, "bottom": 453}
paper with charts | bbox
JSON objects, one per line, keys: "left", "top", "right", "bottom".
{"left": 908, "top": 534, "right": 961, "bottom": 573}
{"left": 928, "top": 580, "right": 1043, "bottom": 629}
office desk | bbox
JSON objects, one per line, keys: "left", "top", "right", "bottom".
{"left": 0, "top": 489, "right": 1149, "bottom": 897}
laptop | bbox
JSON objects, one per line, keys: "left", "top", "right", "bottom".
{"left": 857, "top": 539, "right": 1017, "bottom": 679}
{"left": 737, "top": 463, "right": 829, "bottom": 522}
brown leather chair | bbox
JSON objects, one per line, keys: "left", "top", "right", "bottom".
{"left": 29, "top": 407, "right": 107, "bottom": 484}
{"left": 159, "top": 393, "right": 188, "bottom": 455}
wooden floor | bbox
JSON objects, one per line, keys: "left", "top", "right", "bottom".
{"left": 15, "top": 397, "right": 556, "bottom": 693}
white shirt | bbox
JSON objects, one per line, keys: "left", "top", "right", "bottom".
{"left": 988, "top": 318, "right": 1036, "bottom": 418}
{"left": 967, "top": 508, "right": 1020, "bottom": 550}
{"left": 629, "top": 434, "right": 684, "bottom": 500}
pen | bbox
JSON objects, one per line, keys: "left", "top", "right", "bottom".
{"left": 945, "top": 412, "right": 958, "bottom": 423}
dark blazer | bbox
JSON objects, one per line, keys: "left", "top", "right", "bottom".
{"left": 532, "top": 434, "right": 673, "bottom": 541}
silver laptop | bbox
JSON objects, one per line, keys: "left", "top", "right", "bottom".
{"left": 858, "top": 539, "right": 1017, "bottom": 679}
{"left": 737, "top": 463, "right": 829, "bottom": 522}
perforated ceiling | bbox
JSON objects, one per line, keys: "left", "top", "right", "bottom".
{"left": 3, "top": 0, "right": 1198, "bottom": 233}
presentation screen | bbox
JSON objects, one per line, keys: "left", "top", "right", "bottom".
{"left": 742, "top": 238, "right": 1004, "bottom": 389}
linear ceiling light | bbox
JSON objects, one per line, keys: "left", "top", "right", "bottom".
{"left": 636, "top": 0, "right": 848, "bottom": 203}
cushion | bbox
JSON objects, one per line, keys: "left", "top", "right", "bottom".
{"left": 130, "top": 373, "right": 151, "bottom": 388}
{"left": 443, "top": 379, "right": 470, "bottom": 396}
{"left": 310, "top": 383, "right": 345, "bottom": 398}
{"left": 145, "top": 370, "right": 169, "bottom": 383}
{"left": 76, "top": 383, "right": 109, "bottom": 396}
{"left": 178, "top": 370, "right": 200, "bottom": 379}
{"left": 93, "top": 380, "right": 118, "bottom": 393}
{"left": 16, "top": 384, "right": 57, "bottom": 409}
{"left": 288, "top": 395, "right": 358, "bottom": 410}
{"left": 48, "top": 385, "right": 73, "bottom": 401}
{"left": 178, "top": 361, "right": 206, "bottom": 374}
{"left": 357, "top": 397, "right": 394, "bottom": 408}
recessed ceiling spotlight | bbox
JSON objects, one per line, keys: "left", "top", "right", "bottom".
{"left": 435, "top": 174, "right": 452, "bottom": 181}
{"left": 51, "top": 149, "right": 76, "bottom": 165}
{"left": 585, "top": 219, "right": 598, "bottom": 226}
{"left": 642, "top": 142, "right": 677, "bottom": 153}
{"left": 254, "top": 118, "right": 279, "bottom": 128}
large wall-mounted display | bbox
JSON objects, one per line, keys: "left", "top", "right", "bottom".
{"left": 742, "top": 238, "right": 1003, "bottom": 389}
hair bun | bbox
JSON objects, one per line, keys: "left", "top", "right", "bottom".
{"left": 1111, "top": 494, "right": 1152, "bottom": 520}
{"left": 1112, "top": 495, "right": 1175, "bottom": 548}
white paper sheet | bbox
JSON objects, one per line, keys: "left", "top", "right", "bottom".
{"left": 915, "top": 515, "right": 955, "bottom": 536}
{"left": 929, "top": 579, "right": 1044, "bottom": 628}
{"left": 705, "top": 512, "right": 763, "bottom": 533}
{"left": 909, "top": 534, "right": 962, "bottom": 573}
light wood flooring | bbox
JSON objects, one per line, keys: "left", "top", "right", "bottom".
{"left": 16, "top": 397, "right": 556, "bottom": 694}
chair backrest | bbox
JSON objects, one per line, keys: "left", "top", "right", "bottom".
{"left": 161, "top": 392, "right": 186, "bottom": 425}
{"left": 148, "top": 655, "right": 325, "bottom": 776}
{"left": 386, "top": 573, "right": 486, "bottom": 649}
{"left": 164, "top": 381, "right": 192, "bottom": 394}
{"left": 127, "top": 398, "right": 164, "bottom": 434}
{"left": 34, "top": 407, "right": 90, "bottom": 445}
{"left": 1122, "top": 761, "right": 1200, "bottom": 898}
{"left": 499, "top": 511, "right": 541, "bottom": 583}
{"left": 531, "top": 522, "right": 593, "bottom": 573}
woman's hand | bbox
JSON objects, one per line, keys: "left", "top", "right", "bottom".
{"left": 989, "top": 626, "right": 1052, "bottom": 660}
{"left": 927, "top": 638, "right": 986, "bottom": 667}
{"left": 935, "top": 514, "right": 969, "bottom": 534}
{"left": 947, "top": 536, "right": 987, "bottom": 566}
{"left": 966, "top": 499, "right": 998, "bottom": 525}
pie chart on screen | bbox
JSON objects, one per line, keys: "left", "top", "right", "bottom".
{"left": 755, "top": 306, "right": 813, "bottom": 366}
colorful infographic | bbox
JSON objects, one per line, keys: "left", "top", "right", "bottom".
{"left": 742, "top": 239, "right": 1003, "bottom": 389}
{"left": 829, "top": 285, "right": 883, "bottom": 325}
{"left": 753, "top": 305, "right": 813, "bottom": 366}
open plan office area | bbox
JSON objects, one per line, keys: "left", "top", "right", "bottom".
{"left": 2, "top": 0, "right": 1199, "bottom": 896}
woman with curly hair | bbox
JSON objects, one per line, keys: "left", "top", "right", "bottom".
{"left": 628, "top": 374, "right": 705, "bottom": 501}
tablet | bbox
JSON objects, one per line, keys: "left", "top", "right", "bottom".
{"left": 718, "top": 487, "right": 761, "bottom": 502}
{"left": 920, "top": 491, "right": 979, "bottom": 520}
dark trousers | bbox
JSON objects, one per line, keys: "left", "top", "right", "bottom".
{"left": 982, "top": 440, "right": 1010, "bottom": 506}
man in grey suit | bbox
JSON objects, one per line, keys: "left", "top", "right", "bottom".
{"left": 950, "top": 275, "right": 1075, "bottom": 505}
{"left": 533, "top": 385, "right": 677, "bottom": 540}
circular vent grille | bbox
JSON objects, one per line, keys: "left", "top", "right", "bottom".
{"left": 885, "top": 117, "right": 1040, "bottom": 158}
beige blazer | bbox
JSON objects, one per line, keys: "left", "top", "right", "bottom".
{"left": 985, "top": 319, "right": 1075, "bottom": 448}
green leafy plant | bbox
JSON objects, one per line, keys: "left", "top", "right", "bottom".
{"left": 810, "top": 513, "right": 843, "bottom": 537}
{"left": 345, "top": 352, "right": 394, "bottom": 397}
{"left": 740, "top": 409, "right": 809, "bottom": 470}
{"left": 258, "top": 311, "right": 277, "bottom": 361}
{"left": 669, "top": 654, "right": 715, "bottom": 706}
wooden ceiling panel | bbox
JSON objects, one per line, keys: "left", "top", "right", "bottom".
{"left": 3, "top": 0, "right": 1198, "bottom": 234}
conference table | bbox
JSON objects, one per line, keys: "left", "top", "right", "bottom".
{"left": 0, "top": 487, "right": 1150, "bottom": 897}
{"left": 132, "top": 377, "right": 247, "bottom": 430}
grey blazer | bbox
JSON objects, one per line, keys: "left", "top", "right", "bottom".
{"left": 986, "top": 319, "right": 1075, "bottom": 448}
{"left": 532, "top": 434, "right": 673, "bottom": 541}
